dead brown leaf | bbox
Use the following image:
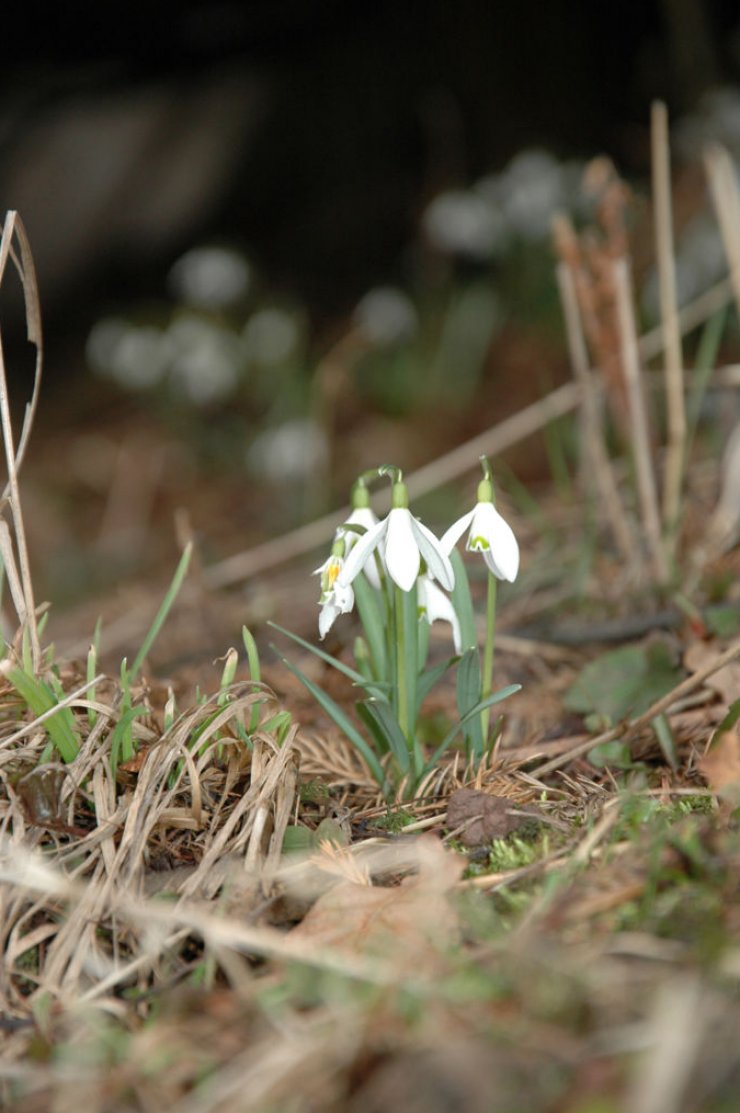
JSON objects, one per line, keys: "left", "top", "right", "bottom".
{"left": 446, "top": 788, "right": 526, "bottom": 848}
{"left": 287, "top": 836, "right": 463, "bottom": 967}
{"left": 699, "top": 725, "right": 740, "bottom": 804}
{"left": 684, "top": 641, "right": 740, "bottom": 706}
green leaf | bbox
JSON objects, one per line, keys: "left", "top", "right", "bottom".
{"left": 242, "top": 626, "right": 261, "bottom": 683}
{"left": 109, "top": 706, "right": 148, "bottom": 778}
{"left": 352, "top": 572, "right": 387, "bottom": 680}
{"left": 565, "top": 642, "right": 683, "bottom": 723}
{"left": 269, "top": 621, "right": 389, "bottom": 702}
{"left": 456, "top": 647, "right": 483, "bottom": 760}
{"left": 416, "top": 656, "right": 456, "bottom": 712}
{"left": 275, "top": 651, "right": 387, "bottom": 788}
{"left": 357, "top": 701, "right": 410, "bottom": 775}
{"left": 422, "top": 683, "right": 521, "bottom": 775}
{"left": 130, "top": 543, "right": 193, "bottom": 682}
{"left": 5, "top": 667, "right": 80, "bottom": 763}
{"left": 449, "top": 549, "right": 477, "bottom": 652}
{"left": 282, "top": 825, "right": 315, "bottom": 854}
{"left": 652, "top": 712, "right": 678, "bottom": 770}
{"left": 716, "top": 697, "right": 740, "bottom": 734}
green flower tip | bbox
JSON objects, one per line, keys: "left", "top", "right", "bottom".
{"left": 391, "top": 481, "right": 409, "bottom": 509}
{"left": 476, "top": 476, "right": 493, "bottom": 504}
{"left": 351, "top": 480, "right": 370, "bottom": 509}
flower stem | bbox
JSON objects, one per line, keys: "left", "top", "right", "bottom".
{"left": 480, "top": 569, "right": 497, "bottom": 741}
{"left": 394, "top": 583, "right": 410, "bottom": 746}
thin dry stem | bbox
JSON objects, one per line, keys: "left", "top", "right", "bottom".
{"left": 651, "top": 101, "right": 686, "bottom": 541}
{"left": 0, "top": 213, "right": 43, "bottom": 668}
{"left": 556, "top": 261, "right": 634, "bottom": 561}
{"left": 613, "top": 259, "right": 669, "bottom": 585}
{"left": 705, "top": 143, "right": 740, "bottom": 322}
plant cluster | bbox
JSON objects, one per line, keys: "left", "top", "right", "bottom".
{"left": 275, "top": 458, "right": 521, "bottom": 798}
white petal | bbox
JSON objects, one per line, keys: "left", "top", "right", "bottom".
{"left": 338, "top": 516, "right": 388, "bottom": 586}
{"left": 384, "top": 508, "right": 420, "bottom": 592}
{"left": 318, "top": 582, "right": 354, "bottom": 639}
{"left": 341, "top": 507, "right": 383, "bottom": 588}
{"left": 343, "top": 507, "right": 378, "bottom": 536}
{"left": 440, "top": 508, "right": 475, "bottom": 554}
{"left": 419, "top": 577, "right": 461, "bottom": 653}
{"left": 319, "top": 600, "right": 340, "bottom": 639}
{"left": 470, "top": 502, "right": 519, "bottom": 581}
{"left": 411, "top": 517, "right": 455, "bottom": 591}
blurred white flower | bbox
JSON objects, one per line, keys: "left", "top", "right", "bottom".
{"left": 246, "top": 418, "right": 329, "bottom": 484}
{"left": 243, "top": 307, "right": 302, "bottom": 366}
{"left": 168, "top": 246, "right": 251, "bottom": 309}
{"left": 354, "top": 287, "right": 418, "bottom": 346}
{"left": 480, "top": 148, "right": 571, "bottom": 241}
{"left": 87, "top": 318, "right": 171, "bottom": 389}
{"left": 676, "top": 88, "right": 740, "bottom": 157}
{"left": 167, "top": 316, "right": 242, "bottom": 405}
{"left": 643, "top": 212, "right": 726, "bottom": 314}
{"left": 422, "top": 189, "right": 507, "bottom": 259}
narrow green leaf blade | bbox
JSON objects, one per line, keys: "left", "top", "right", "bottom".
{"left": 275, "top": 651, "right": 386, "bottom": 787}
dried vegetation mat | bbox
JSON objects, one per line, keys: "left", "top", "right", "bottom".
{"left": 2, "top": 114, "right": 740, "bottom": 1113}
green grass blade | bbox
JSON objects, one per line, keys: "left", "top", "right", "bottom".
{"left": 5, "top": 666, "right": 80, "bottom": 763}
{"left": 422, "top": 683, "right": 521, "bottom": 775}
{"left": 129, "top": 542, "right": 193, "bottom": 683}
{"left": 275, "top": 650, "right": 386, "bottom": 787}
{"left": 456, "top": 647, "right": 484, "bottom": 760}
{"left": 242, "top": 626, "right": 261, "bottom": 683}
{"left": 416, "top": 656, "right": 456, "bottom": 713}
{"left": 269, "top": 621, "right": 390, "bottom": 701}
{"left": 357, "top": 701, "right": 410, "bottom": 774}
{"left": 109, "top": 707, "right": 148, "bottom": 778}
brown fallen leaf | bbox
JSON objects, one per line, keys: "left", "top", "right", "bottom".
{"left": 287, "top": 836, "right": 463, "bottom": 966}
{"left": 699, "top": 725, "right": 740, "bottom": 805}
{"left": 446, "top": 788, "right": 524, "bottom": 848}
{"left": 684, "top": 641, "right": 740, "bottom": 707}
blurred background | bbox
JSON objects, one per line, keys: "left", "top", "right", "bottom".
{"left": 1, "top": 0, "right": 740, "bottom": 648}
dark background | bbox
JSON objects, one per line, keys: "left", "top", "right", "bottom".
{"left": 2, "top": 0, "right": 739, "bottom": 346}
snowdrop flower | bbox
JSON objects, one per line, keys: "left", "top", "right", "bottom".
{"left": 168, "top": 246, "right": 251, "bottom": 309}
{"left": 339, "top": 480, "right": 454, "bottom": 594}
{"left": 442, "top": 464, "right": 519, "bottom": 582}
{"left": 422, "top": 189, "right": 505, "bottom": 259}
{"left": 418, "top": 575, "right": 461, "bottom": 653}
{"left": 315, "top": 541, "right": 355, "bottom": 639}
{"left": 246, "top": 418, "right": 329, "bottom": 484}
{"left": 354, "top": 286, "right": 418, "bottom": 346}
{"left": 337, "top": 481, "right": 383, "bottom": 589}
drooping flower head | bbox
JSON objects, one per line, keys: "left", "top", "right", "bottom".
{"left": 339, "top": 473, "right": 455, "bottom": 594}
{"left": 442, "top": 456, "right": 519, "bottom": 582}
{"left": 337, "top": 480, "right": 383, "bottom": 589}
{"left": 314, "top": 537, "right": 354, "bottom": 639}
